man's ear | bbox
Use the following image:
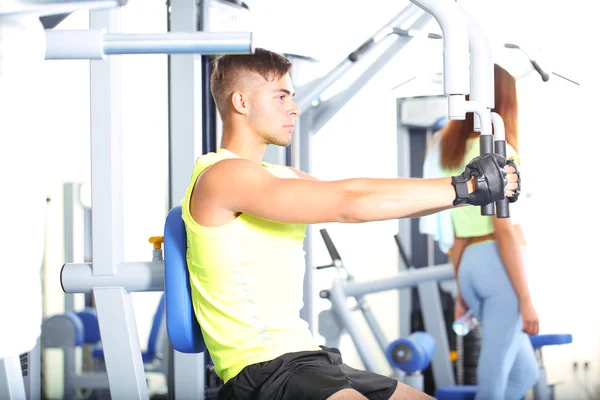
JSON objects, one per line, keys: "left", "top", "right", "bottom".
{"left": 232, "top": 92, "right": 248, "bottom": 115}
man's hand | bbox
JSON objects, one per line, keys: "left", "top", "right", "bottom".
{"left": 453, "top": 153, "right": 521, "bottom": 206}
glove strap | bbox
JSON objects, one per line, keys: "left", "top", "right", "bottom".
{"left": 451, "top": 173, "right": 470, "bottom": 206}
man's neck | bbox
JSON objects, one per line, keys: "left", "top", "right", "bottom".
{"left": 220, "top": 125, "right": 267, "bottom": 165}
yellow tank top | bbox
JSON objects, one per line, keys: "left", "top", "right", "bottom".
{"left": 180, "top": 148, "right": 320, "bottom": 383}
{"left": 443, "top": 138, "right": 521, "bottom": 238}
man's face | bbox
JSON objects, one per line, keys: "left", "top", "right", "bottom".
{"left": 247, "top": 73, "right": 301, "bottom": 147}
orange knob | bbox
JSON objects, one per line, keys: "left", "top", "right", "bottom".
{"left": 148, "top": 236, "right": 164, "bottom": 249}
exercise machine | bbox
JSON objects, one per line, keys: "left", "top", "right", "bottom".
{"left": 41, "top": 292, "right": 168, "bottom": 399}
{"left": 316, "top": 229, "right": 456, "bottom": 390}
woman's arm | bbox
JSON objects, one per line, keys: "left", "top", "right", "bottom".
{"left": 493, "top": 218, "right": 530, "bottom": 301}
{"left": 451, "top": 236, "right": 469, "bottom": 318}
{"left": 493, "top": 218, "right": 539, "bottom": 334}
{"left": 450, "top": 237, "right": 469, "bottom": 282}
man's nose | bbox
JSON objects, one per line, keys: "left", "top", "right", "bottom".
{"left": 289, "top": 101, "right": 301, "bottom": 117}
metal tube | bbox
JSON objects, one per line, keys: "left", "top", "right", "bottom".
{"left": 45, "top": 29, "right": 105, "bottom": 59}
{"left": 344, "top": 264, "right": 454, "bottom": 297}
{"left": 312, "top": 12, "right": 432, "bottom": 133}
{"left": 464, "top": 7, "right": 494, "bottom": 132}
{"left": 329, "top": 279, "right": 379, "bottom": 372}
{"left": 61, "top": 261, "right": 165, "bottom": 293}
{"left": 358, "top": 299, "right": 390, "bottom": 355}
{"left": 492, "top": 112, "right": 510, "bottom": 218}
{"left": 103, "top": 32, "right": 253, "bottom": 55}
{"left": 409, "top": 0, "right": 470, "bottom": 97}
{"left": 1, "top": 0, "right": 125, "bottom": 17}
{"left": 467, "top": 100, "right": 495, "bottom": 216}
{"left": 295, "top": 3, "right": 422, "bottom": 111}
{"left": 45, "top": 30, "right": 253, "bottom": 59}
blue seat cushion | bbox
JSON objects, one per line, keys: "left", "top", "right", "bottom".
{"left": 163, "top": 206, "right": 207, "bottom": 353}
{"left": 435, "top": 385, "right": 476, "bottom": 400}
{"left": 529, "top": 334, "right": 573, "bottom": 349}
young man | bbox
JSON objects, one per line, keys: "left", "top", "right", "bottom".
{"left": 181, "top": 48, "right": 520, "bottom": 400}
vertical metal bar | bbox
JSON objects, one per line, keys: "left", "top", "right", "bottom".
{"left": 93, "top": 288, "right": 148, "bottom": 399}
{"left": 358, "top": 300, "right": 389, "bottom": 354}
{"left": 417, "top": 281, "right": 455, "bottom": 386}
{"left": 63, "top": 183, "right": 76, "bottom": 313}
{"left": 0, "top": 355, "right": 26, "bottom": 400}
{"left": 168, "top": 0, "right": 204, "bottom": 209}
{"left": 329, "top": 279, "right": 378, "bottom": 372}
{"left": 297, "top": 109, "right": 314, "bottom": 329}
{"left": 90, "top": 7, "right": 147, "bottom": 399}
{"left": 396, "top": 105, "right": 412, "bottom": 339}
{"left": 64, "top": 182, "right": 87, "bottom": 312}
{"left": 22, "top": 340, "right": 41, "bottom": 400}
{"left": 90, "top": 8, "right": 124, "bottom": 277}
{"left": 168, "top": 0, "right": 205, "bottom": 399}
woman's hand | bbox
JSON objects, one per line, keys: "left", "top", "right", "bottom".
{"left": 454, "top": 293, "right": 468, "bottom": 321}
{"left": 520, "top": 299, "right": 540, "bottom": 335}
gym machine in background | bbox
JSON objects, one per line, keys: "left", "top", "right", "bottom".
{"left": 316, "top": 229, "right": 454, "bottom": 392}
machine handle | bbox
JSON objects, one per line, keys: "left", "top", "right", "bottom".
{"left": 393, "top": 233, "right": 412, "bottom": 268}
{"left": 531, "top": 60, "right": 550, "bottom": 82}
{"left": 479, "top": 135, "right": 495, "bottom": 216}
{"left": 319, "top": 229, "right": 342, "bottom": 261}
{"left": 494, "top": 140, "right": 510, "bottom": 218}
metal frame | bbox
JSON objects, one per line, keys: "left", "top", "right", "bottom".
{"left": 395, "top": 94, "right": 449, "bottom": 343}
{"left": 0, "top": 356, "right": 26, "bottom": 400}
{"left": 51, "top": 3, "right": 252, "bottom": 400}
{"left": 63, "top": 182, "right": 91, "bottom": 313}
{"left": 327, "top": 266, "right": 455, "bottom": 386}
{"left": 45, "top": 30, "right": 252, "bottom": 59}
{"left": 167, "top": 0, "right": 206, "bottom": 398}
{"left": 0, "top": 0, "right": 126, "bottom": 17}
{"left": 316, "top": 230, "right": 455, "bottom": 387}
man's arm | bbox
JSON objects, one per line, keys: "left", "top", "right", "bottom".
{"left": 193, "top": 158, "right": 473, "bottom": 225}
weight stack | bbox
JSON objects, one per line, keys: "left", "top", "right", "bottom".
{"left": 456, "top": 325, "right": 482, "bottom": 385}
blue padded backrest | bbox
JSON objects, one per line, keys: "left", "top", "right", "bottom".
{"left": 146, "top": 292, "right": 166, "bottom": 358}
{"left": 164, "top": 206, "right": 207, "bottom": 353}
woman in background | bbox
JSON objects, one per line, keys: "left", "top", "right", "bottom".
{"left": 438, "top": 64, "right": 539, "bottom": 400}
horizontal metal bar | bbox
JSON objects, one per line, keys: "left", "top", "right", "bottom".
{"left": 103, "top": 32, "right": 253, "bottom": 55}
{"left": 343, "top": 263, "right": 454, "bottom": 297}
{"left": 61, "top": 261, "right": 164, "bottom": 293}
{"left": 45, "top": 30, "right": 253, "bottom": 59}
{"left": 0, "top": 0, "right": 124, "bottom": 17}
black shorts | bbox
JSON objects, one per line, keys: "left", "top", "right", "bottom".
{"left": 218, "top": 346, "right": 398, "bottom": 400}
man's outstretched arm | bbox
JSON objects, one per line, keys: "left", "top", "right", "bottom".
{"left": 193, "top": 156, "right": 517, "bottom": 225}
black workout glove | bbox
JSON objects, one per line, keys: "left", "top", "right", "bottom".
{"left": 451, "top": 153, "right": 515, "bottom": 206}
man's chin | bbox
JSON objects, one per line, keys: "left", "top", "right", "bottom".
{"left": 271, "top": 138, "right": 292, "bottom": 147}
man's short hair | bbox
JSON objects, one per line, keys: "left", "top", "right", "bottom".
{"left": 210, "top": 48, "right": 292, "bottom": 119}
